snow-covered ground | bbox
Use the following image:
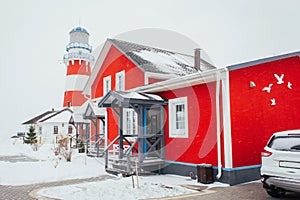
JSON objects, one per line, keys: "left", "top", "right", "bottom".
{"left": 0, "top": 138, "right": 228, "bottom": 199}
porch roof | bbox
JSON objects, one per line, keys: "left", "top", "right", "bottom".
{"left": 83, "top": 100, "right": 106, "bottom": 119}
{"left": 98, "top": 91, "right": 167, "bottom": 108}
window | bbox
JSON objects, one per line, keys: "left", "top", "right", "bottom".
{"left": 100, "top": 120, "right": 105, "bottom": 135}
{"left": 123, "top": 108, "right": 138, "bottom": 136}
{"left": 54, "top": 126, "right": 58, "bottom": 134}
{"left": 169, "top": 97, "right": 188, "bottom": 138}
{"left": 116, "top": 70, "right": 125, "bottom": 91}
{"left": 39, "top": 127, "right": 42, "bottom": 135}
{"left": 103, "top": 75, "right": 111, "bottom": 96}
{"left": 68, "top": 126, "right": 73, "bottom": 134}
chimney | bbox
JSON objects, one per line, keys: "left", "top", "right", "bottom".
{"left": 194, "top": 48, "right": 201, "bottom": 71}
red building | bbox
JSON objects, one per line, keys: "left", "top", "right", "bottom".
{"left": 82, "top": 36, "right": 300, "bottom": 185}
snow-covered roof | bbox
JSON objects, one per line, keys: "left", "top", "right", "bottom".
{"left": 98, "top": 91, "right": 166, "bottom": 108}
{"left": 71, "top": 114, "right": 90, "bottom": 124}
{"left": 39, "top": 108, "right": 73, "bottom": 123}
{"left": 109, "top": 39, "right": 215, "bottom": 76}
{"left": 22, "top": 110, "right": 57, "bottom": 125}
{"left": 83, "top": 38, "right": 216, "bottom": 95}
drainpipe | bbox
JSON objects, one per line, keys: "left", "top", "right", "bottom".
{"left": 216, "top": 70, "right": 222, "bottom": 179}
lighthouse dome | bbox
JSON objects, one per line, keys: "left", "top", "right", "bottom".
{"left": 70, "top": 26, "right": 89, "bottom": 35}
{"left": 69, "top": 26, "right": 90, "bottom": 45}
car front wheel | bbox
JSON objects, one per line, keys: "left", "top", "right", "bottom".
{"left": 266, "top": 187, "right": 286, "bottom": 198}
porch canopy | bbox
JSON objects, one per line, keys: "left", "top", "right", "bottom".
{"left": 83, "top": 100, "right": 106, "bottom": 120}
{"left": 98, "top": 90, "right": 166, "bottom": 109}
{"left": 82, "top": 100, "right": 107, "bottom": 156}
{"left": 98, "top": 90, "right": 167, "bottom": 170}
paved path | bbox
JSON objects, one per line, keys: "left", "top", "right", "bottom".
{"left": 156, "top": 182, "right": 300, "bottom": 200}
{"left": 0, "top": 175, "right": 112, "bottom": 200}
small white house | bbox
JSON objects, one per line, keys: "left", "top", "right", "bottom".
{"left": 22, "top": 108, "right": 75, "bottom": 144}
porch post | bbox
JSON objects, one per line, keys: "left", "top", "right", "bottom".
{"left": 95, "top": 118, "right": 99, "bottom": 157}
{"left": 138, "top": 105, "right": 144, "bottom": 162}
{"left": 160, "top": 105, "right": 165, "bottom": 159}
{"left": 119, "top": 107, "right": 124, "bottom": 159}
{"left": 86, "top": 123, "right": 89, "bottom": 154}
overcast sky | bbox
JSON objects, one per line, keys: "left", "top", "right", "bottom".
{"left": 0, "top": 0, "right": 299, "bottom": 139}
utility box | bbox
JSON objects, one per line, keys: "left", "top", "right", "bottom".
{"left": 197, "top": 164, "right": 214, "bottom": 184}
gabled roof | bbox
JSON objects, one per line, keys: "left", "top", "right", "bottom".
{"left": 227, "top": 50, "right": 300, "bottom": 71}
{"left": 83, "top": 38, "right": 216, "bottom": 95}
{"left": 22, "top": 110, "right": 57, "bottom": 125}
{"left": 39, "top": 108, "right": 73, "bottom": 123}
{"left": 109, "top": 39, "right": 198, "bottom": 76}
{"left": 83, "top": 100, "right": 106, "bottom": 119}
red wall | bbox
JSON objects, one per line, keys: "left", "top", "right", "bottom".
{"left": 148, "top": 77, "right": 168, "bottom": 84}
{"left": 158, "top": 82, "right": 223, "bottom": 166}
{"left": 229, "top": 56, "right": 300, "bottom": 167}
{"left": 91, "top": 45, "right": 145, "bottom": 99}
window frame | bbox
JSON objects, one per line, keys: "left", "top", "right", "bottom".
{"left": 54, "top": 126, "right": 58, "bottom": 134}
{"left": 116, "top": 70, "right": 125, "bottom": 91}
{"left": 168, "top": 97, "right": 188, "bottom": 138}
{"left": 103, "top": 75, "right": 111, "bottom": 96}
{"left": 122, "top": 108, "right": 138, "bottom": 138}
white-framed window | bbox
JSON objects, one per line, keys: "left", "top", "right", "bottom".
{"left": 123, "top": 108, "right": 138, "bottom": 136}
{"left": 103, "top": 75, "right": 111, "bottom": 96}
{"left": 100, "top": 119, "right": 105, "bottom": 135}
{"left": 116, "top": 70, "right": 125, "bottom": 91}
{"left": 54, "top": 126, "right": 58, "bottom": 134}
{"left": 169, "top": 97, "right": 188, "bottom": 138}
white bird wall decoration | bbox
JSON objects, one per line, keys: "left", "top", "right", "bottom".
{"left": 288, "top": 82, "right": 292, "bottom": 89}
{"left": 274, "top": 73, "right": 284, "bottom": 84}
{"left": 262, "top": 84, "right": 273, "bottom": 93}
{"left": 270, "top": 98, "right": 276, "bottom": 106}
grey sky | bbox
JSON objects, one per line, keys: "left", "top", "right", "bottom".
{"left": 0, "top": 0, "right": 299, "bottom": 139}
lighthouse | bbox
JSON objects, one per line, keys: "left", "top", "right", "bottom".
{"left": 63, "top": 27, "right": 94, "bottom": 109}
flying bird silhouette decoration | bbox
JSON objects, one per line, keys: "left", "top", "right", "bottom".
{"left": 262, "top": 84, "right": 273, "bottom": 93}
{"left": 270, "top": 98, "right": 276, "bottom": 106}
{"left": 274, "top": 73, "right": 284, "bottom": 84}
{"left": 288, "top": 82, "right": 292, "bottom": 89}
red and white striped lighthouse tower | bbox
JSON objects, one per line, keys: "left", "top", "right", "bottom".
{"left": 63, "top": 27, "right": 94, "bottom": 109}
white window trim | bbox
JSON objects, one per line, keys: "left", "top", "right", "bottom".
{"left": 123, "top": 108, "right": 138, "bottom": 141}
{"left": 103, "top": 75, "right": 111, "bottom": 96}
{"left": 169, "top": 97, "right": 188, "bottom": 138}
{"left": 116, "top": 70, "right": 125, "bottom": 91}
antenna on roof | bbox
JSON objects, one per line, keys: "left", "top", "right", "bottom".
{"left": 78, "top": 17, "right": 81, "bottom": 27}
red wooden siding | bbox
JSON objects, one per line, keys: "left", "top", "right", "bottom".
{"left": 148, "top": 77, "right": 168, "bottom": 85}
{"left": 91, "top": 45, "right": 144, "bottom": 99}
{"left": 158, "top": 82, "right": 224, "bottom": 166}
{"left": 229, "top": 56, "right": 300, "bottom": 167}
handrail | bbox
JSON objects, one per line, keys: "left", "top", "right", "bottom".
{"left": 103, "top": 136, "right": 120, "bottom": 152}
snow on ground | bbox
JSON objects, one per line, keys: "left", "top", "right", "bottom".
{"left": 37, "top": 175, "right": 224, "bottom": 200}
{"left": 0, "top": 139, "right": 229, "bottom": 199}
{"left": 0, "top": 139, "right": 106, "bottom": 185}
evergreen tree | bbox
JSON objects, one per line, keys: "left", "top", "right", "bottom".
{"left": 24, "top": 125, "right": 37, "bottom": 144}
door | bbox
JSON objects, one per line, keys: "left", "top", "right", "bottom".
{"left": 145, "top": 108, "right": 162, "bottom": 157}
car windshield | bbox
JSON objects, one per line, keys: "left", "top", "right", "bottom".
{"left": 268, "top": 136, "right": 300, "bottom": 151}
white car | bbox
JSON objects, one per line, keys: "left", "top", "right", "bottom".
{"left": 261, "top": 130, "right": 300, "bottom": 197}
